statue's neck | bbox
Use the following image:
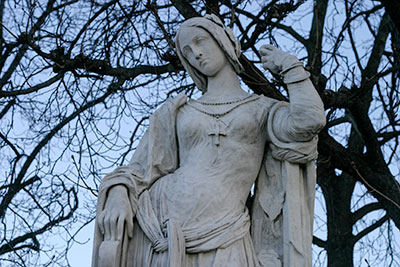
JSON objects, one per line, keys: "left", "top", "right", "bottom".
{"left": 203, "top": 64, "right": 247, "bottom": 100}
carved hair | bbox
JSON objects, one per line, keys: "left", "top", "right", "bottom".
{"left": 176, "top": 14, "right": 244, "bottom": 92}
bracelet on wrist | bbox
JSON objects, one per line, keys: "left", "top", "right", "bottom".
{"left": 283, "top": 67, "right": 311, "bottom": 84}
{"left": 279, "top": 61, "right": 304, "bottom": 76}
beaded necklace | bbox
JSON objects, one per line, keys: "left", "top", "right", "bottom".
{"left": 191, "top": 94, "right": 253, "bottom": 106}
{"left": 187, "top": 95, "right": 259, "bottom": 146}
{"left": 187, "top": 95, "right": 259, "bottom": 119}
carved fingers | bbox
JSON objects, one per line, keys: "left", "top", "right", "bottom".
{"left": 121, "top": 210, "right": 134, "bottom": 238}
{"left": 260, "top": 44, "right": 301, "bottom": 75}
{"left": 260, "top": 44, "right": 281, "bottom": 74}
{"left": 97, "top": 185, "right": 134, "bottom": 241}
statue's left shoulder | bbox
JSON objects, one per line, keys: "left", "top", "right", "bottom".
{"left": 253, "top": 94, "right": 285, "bottom": 115}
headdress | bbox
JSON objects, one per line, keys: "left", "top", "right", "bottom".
{"left": 176, "top": 14, "right": 244, "bottom": 92}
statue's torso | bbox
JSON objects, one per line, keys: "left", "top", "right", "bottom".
{"left": 149, "top": 96, "right": 272, "bottom": 228}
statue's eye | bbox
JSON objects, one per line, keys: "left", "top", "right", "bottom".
{"left": 196, "top": 36, "right": 206, "bottom": 44}
{"left": 182, "top": 47, "right": 192, "bottom": 57}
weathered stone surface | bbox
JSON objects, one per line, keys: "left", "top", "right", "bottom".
{"left": 92, "top": 14, "right": 325, "bottom": 267}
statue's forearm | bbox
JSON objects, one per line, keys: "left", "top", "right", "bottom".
{"left": 285, "top": 66, "right": 326, "bottom": 131}
{"left": 272, "top": 66, "right": 326, "bottom": 142}
{"left": 259, "top": 45, "right": 326, "bottom": 140}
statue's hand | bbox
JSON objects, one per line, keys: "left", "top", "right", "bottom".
{"left": 260, "top": 44, "right": 301, "bottom": 74}
{"left": 98, "top": 185, "right": 134, "bottom": 241}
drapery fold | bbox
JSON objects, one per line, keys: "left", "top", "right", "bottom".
{"left": 136, "top": 190, "right": 250, "bottom": 267}
{"left": 92, "top": 93, "right": 187, "bottom": 267}
{"left": 251, "top": 101, "right": 317, "bottom": 267}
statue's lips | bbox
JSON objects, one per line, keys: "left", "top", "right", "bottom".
{"left": 199, "top": 59, "right": 208, "bottom": 67}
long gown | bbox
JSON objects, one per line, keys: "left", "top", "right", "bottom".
{"left": 92, "top": 78, "right": 325, "bottom": 267}
{"left": 128, "top": 95, "right": 270, "bottom": 266}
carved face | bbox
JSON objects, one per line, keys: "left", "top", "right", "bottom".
{"left": 178, "top": 27, "right": 228, "bottom": 77}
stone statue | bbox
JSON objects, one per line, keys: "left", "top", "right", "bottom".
{"left": 91, "top": 14, "right": 326, "bottom": 267}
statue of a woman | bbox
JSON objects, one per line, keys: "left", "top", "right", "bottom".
{"left": 92, "top": 14, "right": 326, "bottom": 267}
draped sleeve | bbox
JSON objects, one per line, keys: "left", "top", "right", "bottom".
{"left": 252, "top": 75, "right": 325, "bottom": 267}
{"left": 91, "top": 93, "right": 187, "bottom": 267}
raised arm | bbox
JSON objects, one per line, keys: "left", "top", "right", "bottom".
{"left": 260, "top": 45, "right": 326, "bottom": 142}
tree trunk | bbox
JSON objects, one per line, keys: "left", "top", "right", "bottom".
{"left": 319, "top": 170, "right": 356, "bottom": 267}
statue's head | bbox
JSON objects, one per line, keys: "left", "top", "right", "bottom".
{"left": 176, "top": 14, "right": 244, "bottom": 92}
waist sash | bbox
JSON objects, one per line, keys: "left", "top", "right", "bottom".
{"left": 136, "top": 190, "right": 250, "bottom": 267}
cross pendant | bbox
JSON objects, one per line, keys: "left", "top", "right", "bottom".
{"left": 208, "top": 118, "right": 227, "bottom": 146}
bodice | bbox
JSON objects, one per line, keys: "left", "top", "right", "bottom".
{"left": 149, "top": 96, "right": 274, "bottom": 228}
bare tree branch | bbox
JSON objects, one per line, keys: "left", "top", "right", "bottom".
{"left": 353, "top": 214, "right": 389, "bottom": 243}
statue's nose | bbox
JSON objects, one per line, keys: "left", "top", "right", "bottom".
{"left": 193, "top": 47, "right": 203, "bottom": 60}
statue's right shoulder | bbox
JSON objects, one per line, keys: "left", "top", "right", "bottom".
{"left": 152, "top": 93, "right": 188, "bottom": 117}
{"left": 168, "top": 93, "right": 188, "bottom": 106}
{"left": 160, "top": 93, "right": 188, "bottom": 108}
